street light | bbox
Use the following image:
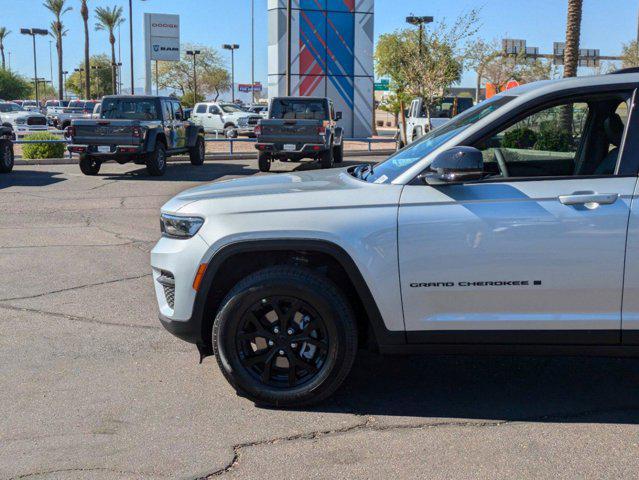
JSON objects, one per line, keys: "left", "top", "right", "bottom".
{"left": 91, "top": 65, "right": 105, "bottom": 99}
{"left": 406, "top": 15, "right": 433, "bottom": 57}
{"left": 20, "top": 28, "right": 49, "bottom": 105}
{"left": 185, "top": 50, "right": 201, "bottom": 103}
{"left": 222, "top": 44, "right": 240, "bottom": 102}
{"left": 128, "top": 0, "right": 148, "bottom": 95}
{"left": 112, "top": 62, "right": 123, "bottom": 94}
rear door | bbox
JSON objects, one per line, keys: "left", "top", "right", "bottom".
{"left": 161, "top": 99, "right": 177, "bottom": 149}
{"left": 172, "top": 100, "right": 187, "bottom": 148}
{"left": 399, "top": 89, "right": 638, "bottom": 344}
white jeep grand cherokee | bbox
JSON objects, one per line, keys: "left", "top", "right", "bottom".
{"left": 152, "top": 69, "right": 639, "bottom": 406}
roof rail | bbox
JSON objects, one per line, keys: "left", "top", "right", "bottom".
{"left": 610, "top": 67, "right": 639, "bottom": 75}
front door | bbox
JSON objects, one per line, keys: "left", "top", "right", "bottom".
{"left": 161, "top": 99, "right": 177, "bottom": 150}
{"left": 206, "top": 105, "right": 224, "bottom": 132}
{"left": 398, "top": 90, "right": 638, "bottom": 344}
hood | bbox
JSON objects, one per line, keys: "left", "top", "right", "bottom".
{"left": 162, "top": 168, "right": 402, "bottom": 216}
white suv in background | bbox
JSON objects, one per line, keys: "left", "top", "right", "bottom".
{"left": 190, "top": 102, "right": 255, "bottom": 137}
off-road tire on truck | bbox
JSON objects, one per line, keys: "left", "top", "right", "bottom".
{"left": 258, "top": 152, "right": 271, "bottom": 172}
{"left": 212, "top": 266, "right": 358, "bottom": 407}
{"left": 79, "top": 154, "right": 101, "bottom": 175}
{"left": 146, "top": 142, "right": 167, "bottom": 176}
{"left": 319, "top": 144, "right": 334, "bottom": 169}
{"left": 189, "top": 136, "right": 205, "bottom": 166}
{"left": 333, "top": 142, "right": 344, "bottom": 163}
{"left": 0, "top": 139, "right": 14, "bottom": 173}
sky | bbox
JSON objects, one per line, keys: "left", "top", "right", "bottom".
{"left": 1, "top": 0, "right": 638, "bottom": 99}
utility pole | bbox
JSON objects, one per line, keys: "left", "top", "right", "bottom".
{"left": 129, "top": 0, "right": 134, "bottom": 94}
{"left": 286, "top": 0, "right": 292, "bottom": 96}
{"left": 62, "top": 71, "right": 68, "bottom": 99}
{"left": 222, "top": 44, "right": 239, "bottom": 102}
{"left": 251, "top": 0, "right": 255, "bottom": 104}
{"left": 48, "top": 40, "right": 54, "bottom": 86}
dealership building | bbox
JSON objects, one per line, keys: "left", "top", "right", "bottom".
{"left": 267, "top": 0, "right": 375, "bottom": 137}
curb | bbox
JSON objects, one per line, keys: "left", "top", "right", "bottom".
{"left": 13, "top": 149, "right": 394, "bottom": 166}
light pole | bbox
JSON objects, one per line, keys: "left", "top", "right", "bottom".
{"left": 128, "top": 0, "right": 147, "bottom": 94}
{"left": 49, "top": 40, "right": 54, "bottom": 86}
{"left": 112, "top": 62, "right": 122, "bottom": 94}
{"left": 91, "top": 65, "right": 105, "bottom": 99}
{"left": 185, "top": 50, "right": 201, "bottom": 103}
{"left": 406, "top": 15, "right": 433, "bottom": 58}
{"left": 286, "top": 0, "right": 292, "bottom": 96}
{"left": 251, "top": 0, "right": 255, "bottom": 104}
{"left": 74, "top": 67, "right": 85, "bottom": 96}
{"left": 222, "top": 44, "right": 240, "bottom": 102}
{"left": 20, "top": 28, "right": 49, "bottom": 106}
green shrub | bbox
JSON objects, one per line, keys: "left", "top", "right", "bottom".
{"left": 534, "top": 127, "right": 573, "bottom": 152}
{"left": 21, "top": 132, "right": 66, "bottom": 159}
{"left": 502, "top": 127, "right": 538, "bottom": 149}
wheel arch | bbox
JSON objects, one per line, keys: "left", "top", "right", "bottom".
{"left": 192, "top": 239, "right": 404, "bottom": 356}
{"left": 146, "top": 129, "right": 167, "bottom": 152}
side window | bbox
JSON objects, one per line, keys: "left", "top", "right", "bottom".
{"left": 162, "top": 100, "right": 173, "bottom": 121}
{"left": 172, "top": 101, "right": 183, "bottom": 120}
{"left": 195, "top": 104, "right": 207, "bottom": 114}
{"left": 475, "top": 92, "right": 632, "bottom": 179}
{"left": 209, "top": 105, "right": 220, "bottom": 114}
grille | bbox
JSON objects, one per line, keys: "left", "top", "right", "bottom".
{"left": 157, "top": 271, "right": 175, "bottom": 309}
{"left": 247, "top": 116, "right": 261, "bottom": 126}
{"left": 27, "top": 116, "right": 47, "bottom": 126}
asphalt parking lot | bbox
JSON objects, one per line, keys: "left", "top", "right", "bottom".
{"left": 2, "top": 156, "right": 639, "bottom": 480}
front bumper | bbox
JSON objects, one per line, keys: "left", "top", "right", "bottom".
{"left": 14, "top": 125, "right": 48, "bottom": 134}
{"left": 151, "top": 233, "right": 210, "bottom": 344}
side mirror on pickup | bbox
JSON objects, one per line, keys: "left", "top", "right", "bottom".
{"left": 335, "top": 111, "right": 342, "bottom": 121}
{"left": 419, "top": 146, "right": 484, "bottom": 185}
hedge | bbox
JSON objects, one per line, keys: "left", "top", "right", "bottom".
{"left": 20, "top": 132, "right": 67, "bottom": 159}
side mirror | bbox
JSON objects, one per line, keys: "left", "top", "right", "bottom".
{"left": 335, "top": 111, "right": 342, "bottom": 121}
{"left": 420, "top": 146, "right": 484, "bottom": 185}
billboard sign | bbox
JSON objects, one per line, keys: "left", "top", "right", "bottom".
{"left": 144, "top": 13, "right": 180, "bottom": 93}
{"left": 238, "top": 83, "right": 263, "bottom": 93}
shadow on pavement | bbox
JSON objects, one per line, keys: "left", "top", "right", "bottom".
{"left": 0, "top": 170, "right": 67, "bottom": 189}
{"left": 97, "top": 162, "right": 258, "bottom": 182}
{"left": 311, "top": 352, "right": 639, "bottom": 424}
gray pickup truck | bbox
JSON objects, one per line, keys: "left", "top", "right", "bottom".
{"left": 69, "top": 96, "right": 205, "bottom": 176}
{"left": 255, "top": 97, "right": 343, "bottom": 172}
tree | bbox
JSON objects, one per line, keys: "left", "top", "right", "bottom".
{"left": 621, "top": 41, "right": 639, "bottom": 68}
{"left": 563, "top": 0, "right": 583, "bottom": 78}
{"left": 378, "top": 90, "right": 411, "bottom": 125}
{"left": 95, "top": 5, "right": 124, "bottom": 94}
{"left": 157, "top": 45, "right": 230, "bottom": 106}
{"left": 65, "top": 54, "right": 113, "bottom": 98}
{"left": 0, "top": 27, "right": 10, "bottom": 70}
{"left": 43, "top": 0, "right": 72, "bottom": 100}
{"left": 375, "top": 10, "right": 479, "bottom": 132}
{"left": 481, "top": 49, "right": 551, "bottom": 92}
{"left": 465, "top": 39, "right": 502, "bottom": 102}
{"left": 0, "top": 69, "right": 31, "bottom": 99}
{"left": 80, "top": 0, "right": 90, "bottom": 98}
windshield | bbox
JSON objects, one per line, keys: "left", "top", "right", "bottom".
{"left": 220, "top": 104, "right": 244, "bottom": 113}
{"left": 68, "top": 101, "right": 84, "bottom": 109}
{"left": 362, "top": 96, "right": 514, "bottom": 184}
{"left": 0, "top": 103, "right": 23, "bottom": 112}
{"left": 100, "top": 98, "right": 159, "bottom": 120}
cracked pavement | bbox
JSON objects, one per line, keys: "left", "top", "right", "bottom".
{"left": 2, "top": 158, "right": 639, "bottom": 480}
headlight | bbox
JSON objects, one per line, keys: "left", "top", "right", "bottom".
{"left": 15, "top": 117, "right": 27, "bottom": 124}
{"left": 160, "top": 213, "right": 204, "bottom": 239}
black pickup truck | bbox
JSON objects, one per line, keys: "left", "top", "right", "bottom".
{"left": 68, "top": 96, "right": 205, "bottom": 176}
{"left": 255, "top": 97, "right": 343, "bottom": 172}
{"left": 0, "top": 126, "right": 13, "bottom": 173}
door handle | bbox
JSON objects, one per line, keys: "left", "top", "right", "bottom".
{"left": 558, "top": 192, "right": 618, "bottom": 207}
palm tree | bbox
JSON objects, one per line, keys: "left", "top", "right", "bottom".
{"left": 80, "top": 0, "right": 90, "bottom": 98}
{"left": 0, "top": 27, "right": 10, "bottom": 70}
{"left": 563, "top": 0, "right": 583, "bottom": 78}
{"left": 95, "top": 6, "right": 124, "bottom": 95}
{"left": 43, "top": 0, "right": 72, "bottom": 100}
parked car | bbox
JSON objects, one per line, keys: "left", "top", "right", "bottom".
{"left": 152, "top": 69, "right": 639, "bottom": 407}
{"left": 247, "top": 105, "right": 268, "bottom": 117}
{"left": 50, "top": 100, "right": 100, "bottom": 130}
{"left": 399, "top": 96, "right": 474, "bottom": 147}
{"left": 19, "top": 100, "right": 42, "bottom": 112}
{"left": 236, "top": 114, "right": 264, "bottom": 138}
{"left": 68, "top": 95, "right": 205, "bottom": 176}
{"left": 0, "top": 126, "right": 13, "bottom": 173}
{"left": 0, "top": 101, "right": 48, "bottom": 138}
{"left": 190, "top": 102, "right": 254, "bottom": 137}
{"left": 44, "top": 99, "right": 70, "bottom": 117}
{"left": 254, "top": 96, "right": 343, "bottom": 172}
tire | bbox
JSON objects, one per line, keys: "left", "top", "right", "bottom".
{"left": 79, "top": 154, "right": 100, "bottom": 175}
{"left": 258, "top": 152, "right": 271, "bottom": 172}
{"left": 333, "top": 142, "right": 344, "bottom": 163}
{"left": 319, "top": 144, "right": 334, "bottom": 169}
{"left": 0, "top": 140, "right": 14, "bottom": 173}
{"left": 189, "top": 135, "right": 205, "bottom": 166}
{"left": 145, "top": 142, "right": 167, "bottom": 176}
{"left": 213, "top": 266, "right": 358, "bottom": 407}
{"left": 225, "top": 126, "right": 238, "bottom": 138}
